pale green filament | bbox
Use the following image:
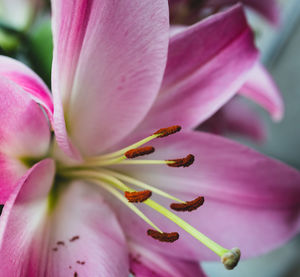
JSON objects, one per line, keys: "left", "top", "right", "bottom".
{"left": 143, "top": 199, "right": 228, "bottom": 257}
{"left": 62, "top": 170, "right": 130, "bottom": 191}
{"left": 100, "top": 169, "right": 184, "bottom": 203}
{"left": 87, "top": 134, "right": 159, "bottom": 161}
{"left": 58, "top": 125, "right": 240, "bottom": 269}
{"left": 116, "top": 160, "right": 175, "bottom": 165}
{"left": 62, "top": 170, "right": 162, "bottom": 232}
{"left": 82, "top": 157, "right": 175, "bottom": 168}
{"left": 62, "top": 169, "right": 230, "bottom": 258}
{"left": 87, "top": 178, "right": 163, "bottom": 233}
{"left": 83, "top": 155, "right": 127, "bottom": 167}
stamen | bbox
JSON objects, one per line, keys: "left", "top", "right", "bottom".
{"left": 221, "top": 248, "right": 241, "bottom": 270}
{"left": 125, "top": 190, "right": 152, "bottom": 203}
{"left": 170, "top": 196, "right": 204, "bottom": 212}
{"left": 154, "top": 125, "right": 181, "bottom": 138}
{"left": 167, "top": 154, "right": 194, "bottom": 167}
{"left": 76, "top": 174, "right": 163, "bottom": 233}
{"left": 143, "top": 198, "right": 234, "bottom": 263}
{"left": 147, "top": 229, "right": 179, "bottom": 242}
{"left": 100, "top": 169, "right": 184, "bottom": 203}
{"left": 85, "top": 136, "right": 157, "bottom": 161}
{"left": 117, "top": 159, "right": 172, "bottom": 165}
{"left": 61, "top": 170, "right": 240, "bottom": 270}
{"left": 116, "top": 155, "right": 194, "bottom": 167}
{"left": 125, "top": 146, "right": 155, "bottom": 159}
{"left": 83, "top": 125, "right": 181, "bottom": 164}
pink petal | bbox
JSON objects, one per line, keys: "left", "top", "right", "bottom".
{"left": 0, "top": 159, "right": 55, "bottom": 275}
{"left": 43, "top": 182, "right": 129, "bottom": 277}
{"left": 136, "top": 5, "right": 258, "bottom": 132}
{"left": 0, "top": 77, "right": 51, "bottom": 203}
{"left": 0, "top": 166, "right": 129, "bottom": 276}
{"left": 114, "top": 131, "right": 300, "bottom": 260}
{"left": 129, "top": 241, "right": 206, "bottom": 277}
{"left": 201, "top": 97, "right": 266, "bottom": 142}
{"left": 240, "top": 62, "right": 284, "bottom": 121}
{"left": 51, "top": 0, "right": 169, "bottom": 157}
{"left": 0, "top": 56, "right": 53, "bottom": 122}
{"left": 221, "top": 97, "right": 266, "bottom": 141}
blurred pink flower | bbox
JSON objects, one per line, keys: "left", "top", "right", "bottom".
{"left": 169, "top": 0, "right": 279, "bottom": 26}
{"left": 206, "top": 0, "right": 280, "bottom": 25}
{"left": 0, "top": 2, "right": 299, "bottom": 276}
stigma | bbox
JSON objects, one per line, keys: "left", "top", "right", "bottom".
{"left": 221, "top": 248, "right": 241, "bottom": 270}
{"left": 60, "top": 125, "right": 241, "bottom": 270}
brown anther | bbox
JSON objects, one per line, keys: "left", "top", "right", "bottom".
{"left": 147, "top": 229, "right": 179, "bottom": 242}
{"left": 167, "top": 154, "right": 194, "bottom": 167}
{"left": 57, "top": 241, "right": 65, "bottom": 246}
{"left": 125, "top": 146, "right": 155, "bottom": 159}
{"left": 74, "top": 272, "right": 78, "bottom": 277}
{"left": 69, "top": 235, "right": 80, "bottom": 242}
{"left": 170, "top": 196, "right": 204, "bottom": 212}
{"left": 154, "top": 125, "right": 181, "bottom": 138}
{"left": 52, "top": 247, "right": 58, "bottom": 251}
{"left": 125, "top": 190, "right": 152, "bottom": 203}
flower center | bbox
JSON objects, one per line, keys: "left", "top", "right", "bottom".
{"left": 59, "top": 126, "right": 240, "bottom": 270}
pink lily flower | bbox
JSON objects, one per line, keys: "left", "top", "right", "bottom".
{"left": 0, "top": 2, "right": 300, "bottom": 277}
